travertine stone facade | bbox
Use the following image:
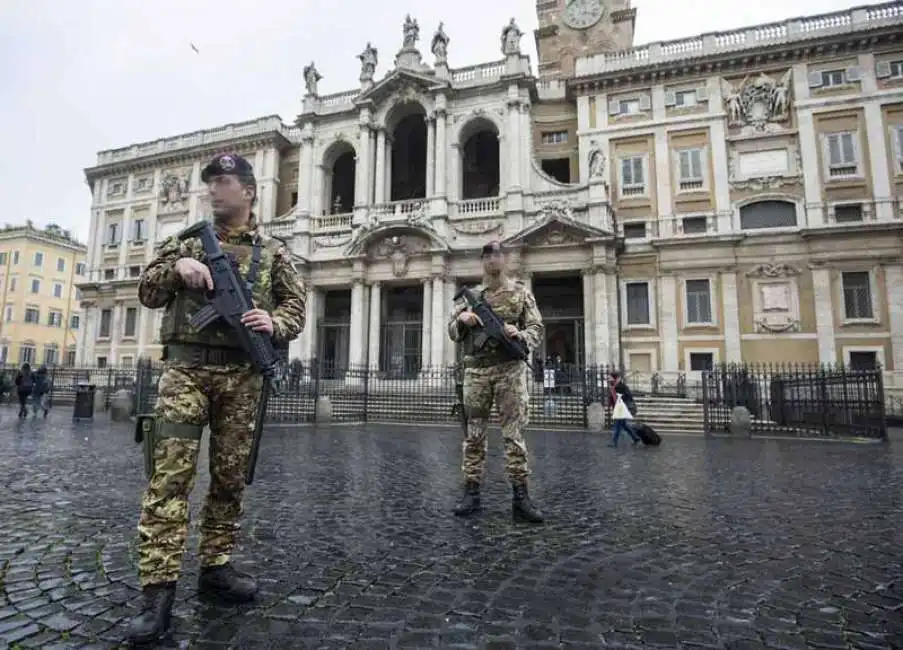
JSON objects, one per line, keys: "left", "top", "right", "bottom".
{"left": 79, "top": 1, "right": 903, "bottom": 384}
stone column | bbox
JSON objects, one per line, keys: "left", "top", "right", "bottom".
{"left": 592, "top": 268, "right": 610, "bottom": 366}
{"left": 368, "top": 282, "right": 381, "bottom": 369}
{"left": 297, "top": 129, "right": 315, "bottom": 216}
{"left": 311, "top": 164, "right": 326, "bottom": 217}
{"left": 355, "top": 119, "right": 372, "bottom": 208}
{"left": 444, "top": 278, "right": 457, "bottom": 365}
{"left": 420, "top": 279, "right": 432, "bottom": 369}
{"left": 434, "top": 110, "right": 447, "bottom": 197}
{"left": 448, "top": 143, "right": 460, "bottom": 203}
{"left": 374, "top": 130, "right": 387, "bottom": 204}
{"left": 811, "top": 267, "right": 836, "bottom": 363}
{"left": 797, "top": 111, "right": 824, "bottom": 226}
{"left": 348, "top": 280, "right": 366, "bottom": 367}
{"left": 299, "top": 287, "right": 318, "bottom": 360}
{"left": 506, "top": 97, "right": 522, "bottom": 190}
{"left": 863, "top": 101, "right": 894, "bottom": 221}
{"left": 659, "top": 275, "right": 680, "bottom": 370}
{"left": 721, "top": 271, "right": 742, "bottom": 362}
{"left": 425, "top": 116, "right": 436, "bottom": 197}
{"left": 886, "top": 264, "right": 903, "bottom": 371}
{"left": 384, "top": 134, "right": 393, "bottom": 202}
{"left": 109, "top": 303, "right": 122, "bottom": 363}
{"left": 431, "top": 275, "right": 445, "bottom": 368}
{"left": 582, "top": 270, "right": 595, "bottom": 366}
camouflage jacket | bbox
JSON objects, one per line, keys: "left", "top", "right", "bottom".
{"left": 138, "top": 216, "right": 307, "bottom": 351}
{"left": 447, "top": 277, "right": 544, "bottom": 366}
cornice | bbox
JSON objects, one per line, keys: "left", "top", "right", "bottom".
{"left": 569, "top": 28, "right": 902, "bottom": 93}
{"left": 84, "top": 130, "right": 293, "bottom": 183}
{"left": 0, "top": 230, "right": 87, "bottom": 252}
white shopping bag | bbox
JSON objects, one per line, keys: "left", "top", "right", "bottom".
{"left": 612, "top": 394, "right": 633, "bottom": 420}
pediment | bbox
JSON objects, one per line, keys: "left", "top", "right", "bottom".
{"left": 503, "top": 209, "right": 612, "bottom": 249}
{"left": 356, "top": 69, "right": 448, "bottom": 106}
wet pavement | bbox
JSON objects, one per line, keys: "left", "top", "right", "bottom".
{"left": 0, "top": 409, "right": 902, "bottom": 649}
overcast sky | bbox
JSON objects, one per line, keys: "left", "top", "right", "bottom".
{"left": 0, "top": 0, "right": 859, "bottom": 243}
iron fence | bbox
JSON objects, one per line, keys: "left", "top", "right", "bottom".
{"left": 702, "top": 363, "right": 887, "bottom": 440}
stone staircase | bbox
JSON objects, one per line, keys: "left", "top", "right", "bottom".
{"left": 632, "top": 395, "right": 707, "bottom": 435}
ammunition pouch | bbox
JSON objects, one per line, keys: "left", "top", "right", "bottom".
{"left": 134, "top": 416, "right": 204, "bottom": 480}
{"left": 162, "top": 344, "right": 251, "bottom": 366}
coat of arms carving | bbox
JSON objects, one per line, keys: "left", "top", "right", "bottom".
{"left": 722, "top": 71, "right": 792, "bottom": 135}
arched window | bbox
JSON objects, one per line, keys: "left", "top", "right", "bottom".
{"left": 739, "top": 200, "right": 797, "bottom": 230}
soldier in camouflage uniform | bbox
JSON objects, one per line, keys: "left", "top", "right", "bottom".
{"left": 127, "top": 153, "right": 307, "bottom": 644}
{"left": 448, "top": 240, "right": 545, "bottom": 523}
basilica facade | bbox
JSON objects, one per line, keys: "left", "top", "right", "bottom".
{"left": 78, "top": 1, "right": 903, "bottom": 388}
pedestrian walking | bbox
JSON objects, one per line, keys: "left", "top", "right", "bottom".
{"left": 608, "top": 371, "right": 640, "bottom": 448}
{"left": 31, "top": 365, "right": 50, "bottom": 418}
{"left": 14, "top": 363, "right": 33, "bottom": 419}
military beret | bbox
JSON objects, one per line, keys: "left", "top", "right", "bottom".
{"left": 201, "top": 153, "right": 255, "bottom": 183}
{"left": 481, "top": 240, "right": 504, "bottom": 257}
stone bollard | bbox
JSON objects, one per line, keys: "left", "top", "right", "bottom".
{"left": 110, "top": 389, "right": 134, "bottom": 422}
{"left": 315, "top": 396, "right": 333, "bottom": 423}
{"left": 730, "top": 406, "right": 752, "bottom": 437}
{"left": 586, "top": 401, "right": 606, "bottom": 432}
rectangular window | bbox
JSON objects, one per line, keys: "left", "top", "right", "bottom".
{"left": 30, "top": 279, "right": 40, "bottom": 294}
{"left": 57, "top": 257, "right": 65, "bottom": 273}
{"left": 107, "top": 223, "right": 119, "bottom": 246}
{"left": 833, "top": 204, "right": 863, "bottom": 223}
{"left": 33, "top": 251, "right": 43, "bottom": 267}
{"left": 622, "top": 222, "right": 647, "bottom": 239}
{"left": 689, "top": 352, "right": 714, "bottom": 372}
{"left": 619, "top": 99, "right": 641, "bottom": 114}
{"left": 76, "top": 262, "right": 86, "bottom": 275}
{"left": 53, "top": 282, "right": 63, "bottom": 298}
{"left": 121, "top": 355, "right": 134, "bottom": 368}
{"left": 619, "top": 156, "right": 645, "bottom": 196}
{"left": 47, "top": 311, "right": 63, "bottom": 327}
{"left": 4, "top": 306, "right": 11, "bottom": 322}
{"left": 841, "top": 271, "right": 874, "bottom": 320}
{"left": 0, "top": 252, "right": 7, "bottom": 265}
{"left": 99, "top": 309, "right": 112, "bottom": 337}
{"left": 848, "top": 350, "right": 878, "bottom": 371}
{"left": 13, "top": 251, "right": 19, "bottom": 265}
{"left": 129, "top": 265, "right": 142, "bottom": 278}
{"left": 133, "top": 219, "right": 145, "bottom": 242}
{"left": 681, "top": 216, "right": 708, "bottom": 235}
{"left": 124, "top": 307, "right": 138, "bottom": 337}
{"left": 674, "top": 90, "right": 697, "bottom": 107}
{"left": 540, "top": 131, "right": 568, "bottom": 145}
{"left": 20, "top": 345, "right": 35, "bottom": 365}
{"left": 9, "top": 277, "right": 16, "bottom": 292}
{"left": 625, "top": 282, "right": 651, "bottom": 326}
{"left": 825, "top": 132, "right": 858, "bottom": 176}
{"left": 97, "top": 356, "right": 108, "bottom": 368}
{"left": 44, "top": 345, "right": 58, "bottom": 366}
{"left": 70, "top": 314, "right": 80, "bottom": 329}
{"left": 685, "top": 279, "right": 713, "bottom": 324}
{"left": 24, "top": 307, "right": 40, "bottom": 324}
{"left": 677, "top": 148, "right": 704, "bottom": 190}
{"left": 65, "top": 348, "right": 77, "bottom": 366}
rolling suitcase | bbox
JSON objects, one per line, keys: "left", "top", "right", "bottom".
{"left": 633, "top": 422, "right": 662, "bottom": 446}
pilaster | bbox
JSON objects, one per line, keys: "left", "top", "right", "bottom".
{"left": 811, "top": 266, "right": 836, "bottom": 363}
{"left": 659, "top": 275, "right": 679, "bottom": 370}
{"left": 421, "top": 278, "right": 432, "bottom": 369}
{"left": 348, "top": 280, "right": 366, "bottom": 367}
{"left": 797, "top": 111, "right": 824, "bottom": 226}
{"left": 653, "top": 129, "right": 672, "bottom": 226}
{"left": 368, "top": 282, "right": 382, "bottom": 368}
{"left": 885, "top": 264, "right": 903, "bottom": 371}
{"left": 720, "top": 271, "right": 741, "bottom": 362}
{"left": 506, "top": 94, "right": 522, "bottom": 190}
{"left": 430, "top": 274, "right": 446, "bottom": 368}
{"left": 592, "top": 267, "right": 610, "bottom": 365}
{"left": 863, "top": 100, "right": 894, "bottom": 221}
{"left": 708, "top": 121, "right": 732, "bottom": 233}
{"left": 297, "top": 126, "right": 315, "bottom": 217}
{"left": 374, "top": 129, "right": 387, "bottom": 204}
{"left": 581, "top": 269, "right": 595, "bottom": 366}
{"left": 434, "top": 101, "right": 448, "bottom": 197}
{"left": 444, "top": 278, "right": 457, "bottom": 365}
{"left": 426, "top": 116, "right": 436, "bottom": 197}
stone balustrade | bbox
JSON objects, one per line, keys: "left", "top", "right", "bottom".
{"left": 310, "top": 213, "right": 353, "bottom": 234}
{"left": 451, "top": 197, "right": 502, "bottom": 218}
{"left": 574, "top": 1, "right": 903, "bottom": 77}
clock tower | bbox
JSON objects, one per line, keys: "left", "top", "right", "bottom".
{"left": 534, "top": 0, "right": 637, "bottom": 79}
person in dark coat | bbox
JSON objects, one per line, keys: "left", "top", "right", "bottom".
{"left": 607, "top": 371, "right": 640, "bottom": 448}
{"left": 14, "top": 363, "right": 33, "bottom": 419}
{"left": 32, "top": 365, "right": 50, "bottom": 418}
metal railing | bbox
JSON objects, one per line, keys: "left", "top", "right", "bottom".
{"left": 702, "top": 363, "right": 887, "bottom": 440}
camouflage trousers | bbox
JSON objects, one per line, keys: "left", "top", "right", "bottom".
{"left": 462, "top": 359, "right": 530, "bottom": 482}
{"left": 136, "top": 363, "right": 262, "bottom": 587}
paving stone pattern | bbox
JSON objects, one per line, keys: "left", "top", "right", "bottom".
{"left": 0, "top": 410, "right": 902, "bottom": 649}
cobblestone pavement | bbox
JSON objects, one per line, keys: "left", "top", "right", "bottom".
{"left": 0, "top": 410, "right": 902, "bottom": 649}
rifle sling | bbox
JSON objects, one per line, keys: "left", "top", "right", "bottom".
{"left": 246, "top": 238, "right": 261, "bottom": 296}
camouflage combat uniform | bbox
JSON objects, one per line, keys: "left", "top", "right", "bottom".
{"left": 135, "top": 217, "right": 306, "bottom": 588}
{"left": 448, "top": 277, "right": 545, "bottom": 522}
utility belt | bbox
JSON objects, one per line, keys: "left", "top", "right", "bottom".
{"left": 463, "top": 356, "right": 522, "bottom": 370}
{"left": 162, "top": 343, "right": 251, "bottom": 366}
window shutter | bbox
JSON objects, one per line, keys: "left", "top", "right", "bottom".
{"left": 841, "top": 133, "right": 856, "bottom": 164}
{"left": 845, "top": 66, "right": 862, "bottom": 82}
{"left": 695, "top": 85, "right": 708, "bottom": 101}
{"left": 620, "top": 158, "right": 632, "bottom": 184}
{"left": 826, "top": 135, "right": 840, "bottom": 166}
{"left": 808, "top": 71, "right": 823, "bottom": 88}
{"left": 679, "top": 151, "right": 691, "bottom": 180}
{"left": 634, "top": 158, "right": 645, "bottom": 185}
{"left": 876, "top": 61, "right": 892, "bottom": 79}
{"left": 638, "top": 94, "right": 652, "bottom": 111}
{"left": 664, "top": 90, "right": 676, "bottom": 106}
{"left": 608, "top": 99, "right": 620, "bottom": 116}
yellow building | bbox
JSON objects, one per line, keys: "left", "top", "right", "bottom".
{"left": 0, "top": 222, "right": 87, "bottom": 367}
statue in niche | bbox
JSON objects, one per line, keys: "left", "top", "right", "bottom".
{"left": 402, "top": 14, "right": 419, "bottom": 49}
{"left": 358, "top": 42, "right": 378, "bottom": 82}
{"left": 431, "top": 22, "right": 449, "bottom": 63}
{"left": 500, "top": 18, "right": 523, "bottom": 56}
{"left": 302, "top": 62, "right": 322, "bottom": 96}
{"left": 159, "top": 172, "right": 189, "bottom": 206}
{"left": 587, "top": 140, "right": 605, "bottom": 178}
{"left": 721, "top": 70, "right": 793, "bottom": 133}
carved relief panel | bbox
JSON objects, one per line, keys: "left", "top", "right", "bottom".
{"left": 158, "top": 168, "right": 191, "bottom": 212}
{"left": 746, "top": 263, "right": 802, "bottom": 333}
{"left": 368, "top": 234, "right": 431, "bottom": 278}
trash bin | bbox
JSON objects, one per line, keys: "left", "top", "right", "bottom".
{"left": 73, "top": 384, "right": 96, "bottom": 421}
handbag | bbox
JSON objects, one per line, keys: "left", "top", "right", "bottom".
{"left": 612, "top": 394, "right": 633, "bottom": 420}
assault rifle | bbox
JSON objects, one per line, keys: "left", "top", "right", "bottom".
{"left": 454, "top": 286, "right": 529, "bottom": 362}
{"left": 178, "top": 219, "right": 279, "bottom": 486}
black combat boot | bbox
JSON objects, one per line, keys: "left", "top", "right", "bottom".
{"left": 453, "top": 480, "right": 481, "bottom": 517}
{"left": 198, "top": 563, "right": 258, "bottom": 604}
{"left": 126, "top": 581, "right": 176, "bottom": 645}
{"left": 512, "top": 481, "right": 544, "bottom": 523}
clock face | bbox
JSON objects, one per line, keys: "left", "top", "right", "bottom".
{"left": 563, "top": 0, "right": 605, "bottom": 30}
